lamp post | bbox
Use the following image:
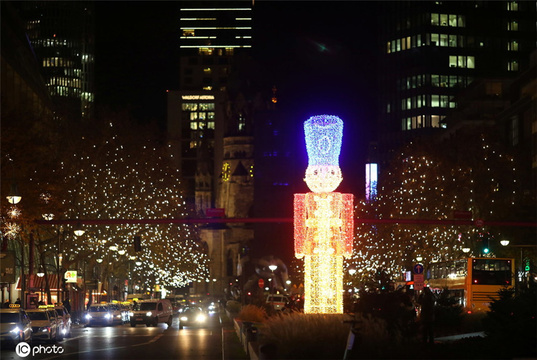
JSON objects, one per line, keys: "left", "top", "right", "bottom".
{"left": 268, "top": 264, "right": 277, "bottom": 308}
{"left": 37, "top": 267, "right": 44, "bottom": 303}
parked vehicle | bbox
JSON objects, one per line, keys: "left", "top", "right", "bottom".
{"left": 266, "top": 294, "right": 289, "bottom": 311}
{"left": 26, "top": 308, "right": 57, "bottom": 343}
{"left": 54, "top": 305, "right": 71, "bottom": 338}
{"left": 85, "top": 304, "right": 113, "bottom": 326}
{"left": 130, "top": 299, "right": 173, "bottom": 327}
{"left": 178, "top": 306, "right": 207, "bottom": 329}
{"left": 0, "top": 305, "right": 33, "bottom": 347}
{"left": 45, "top": 308, "right": 63, "bottom": 338}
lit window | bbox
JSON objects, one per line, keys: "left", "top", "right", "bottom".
{"left": 431, "top": 95, "right": 440, "bottom": 107}
{"left": 507, "top": 1, "right": 518, "bottom": 11}
{"left": 431, "top": 13, "right": 439, "bottom": 26}
{"left": 431, "top": 33, "right": 439, "bottom": 46}
{"left": 387, "top": 41, "right": 391, "bottom": 53}
{"left": 508, "top": 41, "right": 519, "bottom": 51}
{"left": 190, "top": 122, "right": 198, "bottom": 130}
{"left": 507, "top": 21, "right": 518, "bottom": 31}
{"left": 467, "top": 56, "right": 475, "bottom": 68}
{"left": 431, "top": 115, "right": 442, "bottom": 128}
{"left": 508, "top": 61, "right": 519, "bottom": 71}
{"left": 449, "top": 14, "right": 457, "bottom": 27}
{"left": 207, "top": 122, "right": 215, "bottom": 129}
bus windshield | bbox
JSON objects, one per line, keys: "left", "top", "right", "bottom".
{"left": 471, "top": 258, "right": 512, "bottom": 285}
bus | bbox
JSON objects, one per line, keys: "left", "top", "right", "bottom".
{"left": 426, "top": 257, "right": 515, "bottom": 313}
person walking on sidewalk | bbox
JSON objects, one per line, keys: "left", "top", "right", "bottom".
{"left": 419, "top": 287, "right": 435, "bottom": 344}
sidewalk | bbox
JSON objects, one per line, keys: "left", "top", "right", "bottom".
{"left": 220, "top": 312, "right": 249, "bottom": 360}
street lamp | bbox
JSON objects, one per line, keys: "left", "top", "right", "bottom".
{"left": 6, "top": 183, "right": 22, "bottom": 204}
{"left": 73, "top": 223, "right": 85, "bottom": 237}
{"left": 268, "top": 264, "right": 277, "bottom": 306}
{"left": 500, "top": 239, "right": 510, "bottom": 247}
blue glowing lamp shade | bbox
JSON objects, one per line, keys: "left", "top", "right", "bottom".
{"left": 304, "top": 115, "right": 343, "bottom": 167}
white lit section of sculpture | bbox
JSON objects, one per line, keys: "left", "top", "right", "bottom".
{"left": 294, "top": 115, "right": 354, "bottom": 314}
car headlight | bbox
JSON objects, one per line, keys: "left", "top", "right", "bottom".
{"left": 180, "top": 316, "right": 188, "bottom": 321}
{"left": 146, "top": 312, "right": 152, "bottom": 317}
{"left": 39, "top": 327, "right": 50, "bottom": 333}
{"left": 105, "top": 313, "right": 111, "bottom": 319}
{"left": 85, "top": 314, "right": 92, "bottom": 319}
{"left": 196, "top": 314, "right": 206, "bottom": 322}
{"left": 10, "top": 326, "right": 21, "bottom": 333}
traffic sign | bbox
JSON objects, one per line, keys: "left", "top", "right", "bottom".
{"left": 414, "top": 274, "right": 424, "bottom": 291}
{"left": 413, "top": 264, "right": 424, "bottom": 274}
{"left": 258, "top": 279, "right": 265, "bottom": 288}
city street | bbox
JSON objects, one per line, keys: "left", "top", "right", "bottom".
{"left": 0, "top": 314, "right": 222, "bottom": 360}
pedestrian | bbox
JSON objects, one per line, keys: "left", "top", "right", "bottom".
{"left": 418, "top": 287, "right": 435, "bottom": 344}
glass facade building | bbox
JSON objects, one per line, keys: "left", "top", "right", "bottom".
{"left": 377, "top": 1, "right": 536, "bottom": 156}
{"left": 14, "top": 1, "right": 95, "bottom": 121}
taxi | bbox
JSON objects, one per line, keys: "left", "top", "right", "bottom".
{"left": 26, "top": 307, "right": 58, "bottom": 343}
{"left": 0, "top": 304, "right": 33, "bottom": 346}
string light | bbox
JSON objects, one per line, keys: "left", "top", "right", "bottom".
{"left": 347, "top": 134, "right": 521, "bottom": 284}
{"left": 23, "top": 121, "right": 210, "bottom": 288}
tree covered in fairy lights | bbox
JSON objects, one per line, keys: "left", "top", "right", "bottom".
{"left": 2, "top": 112, "right": 209, "bottom": 288}
{"left": 347, "top": 130, "right": 528, "bottom": 288}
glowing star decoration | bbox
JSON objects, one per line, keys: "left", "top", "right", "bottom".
{"left": 294, "top": 115, "right": 354, "bottom": 314}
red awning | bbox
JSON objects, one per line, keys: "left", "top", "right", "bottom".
{"left": 16, "top": 274, "right": 61, "bottom": 291}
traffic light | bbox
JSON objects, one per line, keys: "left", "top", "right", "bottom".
{"left": 134, "top": 236, "right": 142, "bottom": 252}
{"left": 482, "top": 237, "right": 489, "bottom": 254}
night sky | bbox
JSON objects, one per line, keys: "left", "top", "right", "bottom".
{"left": 94, "top": 1, "right": 380, "bottom": 197}
{"left": 95, "top": 3, "right": 379, "bottom": 125}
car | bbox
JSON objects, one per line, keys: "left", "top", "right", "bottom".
{"left": 106, "top": 303, "right": 124, "bottom": 325}
{"left": 26, "top": 308, "right": 58, "bottom": 343}
{"left": 130, "top": 299, "right": 173, "bottom": 327}
{"left": 85, "top": 304, "right": 113, "bottom": 326}
{"left": 54, "top": 305, "right": 72, "bottom": 338}
{"left": 45, "top": 308, "right": 63, "bottom": 339}
{"left": 120, "top": 303, "right": 131, "bottom": 323}
{"left": 0, "top": 304, "right": 33, "bottom": 347}
{"left": 178, "top": 306, "right": 207, "bottom": 329}
{"left": 266, "top": 294, "right": 289, "bottom": 311}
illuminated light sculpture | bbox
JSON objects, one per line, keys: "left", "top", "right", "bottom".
{"left": 294, "top": 115, "right": 354, "bottom": 314}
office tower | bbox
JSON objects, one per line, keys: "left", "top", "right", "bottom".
{"left": 167, "top": 2, "right": 253, "bottom": 209}
{"left": 377, "top": 1, "right": 536, "bottom": 159}
{"left": 14, "top": 1, "right": 95, "bottom": 121}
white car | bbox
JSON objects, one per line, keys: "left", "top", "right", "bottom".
{"left": 54, "top": 305, "right": 72, "bottom": 338}
{"left": 27, "top": 308, "right": 58, "bottom": 343}
{"left": 0, "top": 305, "right": 33, "bottom": 347}
{"left": 85, "top": 304, "right": 113, "bottom": 326}
{"left": 106, "top": 303, "right": 124, "bottom": 325}
{"left": 130, "top": 299, "right": 173, "bottom": 327}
